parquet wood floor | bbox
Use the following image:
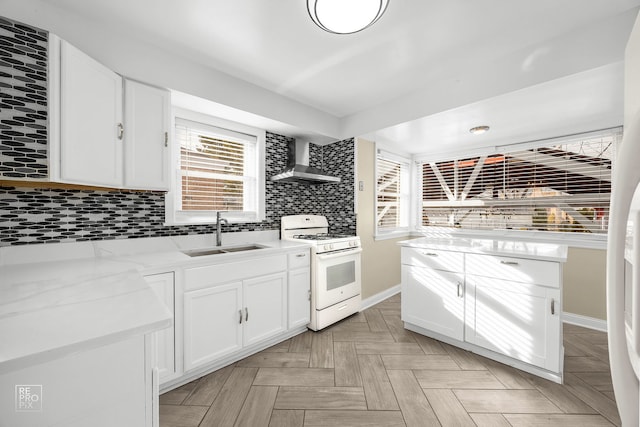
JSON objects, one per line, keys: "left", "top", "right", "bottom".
{"left": 160, "top": 293, "right": 620, "bottom": 427}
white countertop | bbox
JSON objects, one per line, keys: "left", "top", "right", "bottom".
{"left": 399, "top": 237, "right": 568, "bottom": 262}
{"left": 0, "top": 258, "right": 172, "bottom": 373}
{"left": 0, "top": 232, "right": 311, "bottom": 373}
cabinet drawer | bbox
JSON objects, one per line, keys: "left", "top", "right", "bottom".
{"left": 466, "top": 253, "right": 560, "bottom": 287}
{"left": 184, "top": 255, "right": 287, "bottom": 291}
{"left": 288, "top": 250, "right": 310, "bottom": 269}
{"left": 315, "top": 294, "right": 361, "bottom": 331}
{"left": 401, "top": 247, "right": 464, "bottom": 272}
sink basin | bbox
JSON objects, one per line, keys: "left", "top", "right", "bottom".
{"left": 220, "top": 244, "right": 265, "bottom": 253}
{"left": 182, "top": 248, "right": 227, "bottom": 257}
{"left": 182, "top": 244, "right": 266, "bottom": 257}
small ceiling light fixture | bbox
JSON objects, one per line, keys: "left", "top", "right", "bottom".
{"left": 469, "top": 125, "right": 490, "bottom": 135}
{"left": 307, "top": 0, "right": 390, "bottom": 34}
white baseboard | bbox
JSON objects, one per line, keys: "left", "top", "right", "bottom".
{"left": 563, "top": 312, "right": 607, "bottom": 332}
{"left": 360, "top": 284, "right": 401, "bottom": 311}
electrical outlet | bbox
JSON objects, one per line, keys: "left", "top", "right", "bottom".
{"left": 359, "top": 181, "right": 364, "bottom": 191}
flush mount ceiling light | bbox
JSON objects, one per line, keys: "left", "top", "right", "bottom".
{"left": 469, "top": 125, "right": 490, "bottom": 135}
{"left": 307, "top": 0, "right": 390, "bottom": 34}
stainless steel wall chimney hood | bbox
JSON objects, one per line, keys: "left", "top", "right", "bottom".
{"left": 271, "top": 140, "right": 340, "bottom": 184}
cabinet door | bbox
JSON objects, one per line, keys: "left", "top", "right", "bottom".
{"left": 288, "top": 268, "right": 311, "bottom": 329}
{"left": 465, "top": 275, "right": 561, "bottom": 372}
{"left": 401, "top": 265, "right": 465, "bottom": 341}
{"left": 144, "top": 272, "right": 176, "bottom": 383}
{"left": 184, "top": 282, "right": 243, "bottom": 371}
{"left": 243, "top": 272, "right": 287, "bottom": 346}
{"left": 124, "top": 80, "right": 170, "bottom": 190}
{"left": 58, "top": 40, "right": 123, "bottom": 187}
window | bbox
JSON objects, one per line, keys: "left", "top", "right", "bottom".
{"left": 417, "top": 128, "right": 621, "bottom": 236}
{"left": 376, "top": 150, "right": 410, "bottom": 234}
{"left": 166, "top": 110, "right": 265, "bottom": 225}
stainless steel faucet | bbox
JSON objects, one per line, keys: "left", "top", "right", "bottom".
{"left": 216, "top": 211, "right": 228, "bottom": 246}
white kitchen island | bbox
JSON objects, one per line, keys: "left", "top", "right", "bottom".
{"left": 399, "top": 237, "right": 568, "bottom": 383}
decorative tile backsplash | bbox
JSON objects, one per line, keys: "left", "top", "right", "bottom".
{"left": 0, "top": 17, "right": 356, "bottom": 246}
{"left": 0, "top": 132, "right": 356, "bottom": 246}
{"left": 321, "top": 138, "right": 356, "bottom": 235}
{"left": 0, "top": 16, "right": 48, "bottom": 179}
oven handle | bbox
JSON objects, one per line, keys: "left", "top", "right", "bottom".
{"left": 316, "top": 247, "right": 362, "bottom": 260}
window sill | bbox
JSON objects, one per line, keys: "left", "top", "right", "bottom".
{"left": 165, "top": 212, "right": 263, "bottom": 227}
{"left": 374, "top": 230, "right": 412, "bottom": 241}
{"left": 411, "top": 228, "right": 607, "bottom": 250}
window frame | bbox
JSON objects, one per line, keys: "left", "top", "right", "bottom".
{"left": 165, "top": 107, "right": 265, "bottom": 225}
{"left": 412, "top": 127, "right": 621, "bottom": 248}
{"left": 375, "top": 148, "right": 412, "bottom": 238}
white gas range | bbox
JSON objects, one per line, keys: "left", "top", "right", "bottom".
{"left": 281, "top": 215, "right": 362, "bottom": 331}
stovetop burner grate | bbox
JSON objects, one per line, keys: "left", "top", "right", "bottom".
{"left": 292, "top": 233, "right": 354, "bottom": 241}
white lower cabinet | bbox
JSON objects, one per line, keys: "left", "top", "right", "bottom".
{"left": 465, "top": 275, "right": 561, "bottom": 372}
{"left": 0, "top": 335, "right": 154, "bottom": 427}
{"left": 173, "top": 251, "right": 312, "bottom": 385}
{"left": 182, "top": 255, "right": 296, "bottom": 373}
{"left": 402, "top": 265, "right": 464, "bottom": 341}
{"left": 243, "top": 273, "right": 288, "bottom": 346}
{"left": 288, "top": 250, "right": 311, "bottom": 329}
{"left": 288, "top": 268, "right": 311, "bottom": 329}
{"left": 184, "top": 282, "right": 243, "bottom": 371}
{"left": 401, "top": 244, "right": 565, "bottom": 382}
{"left": 145, "top": 272, "right": 177, "bottom": 383}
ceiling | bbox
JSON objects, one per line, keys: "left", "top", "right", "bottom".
{"left": 4, "top": 0, "right": 640, "bottom": 154}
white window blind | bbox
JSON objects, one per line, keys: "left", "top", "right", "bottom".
{"left": 175, "top": 118, "right": 257, "bottom": 214}
{"left": 419, "top": 129, "right": 621, "bottom": 234}
{"left": 377, "top": 151, "right": 410, "bottom": 232}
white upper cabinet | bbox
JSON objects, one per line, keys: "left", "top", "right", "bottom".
{"left": 48, "top": 34, "right": 169, "bottom": 190}
{"left": 51, "top": 36, "right": 124, "bottom": 187}
{"left": 123, "top": 80, "right": 170, "bottom": 190}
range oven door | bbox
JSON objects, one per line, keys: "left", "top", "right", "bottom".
{"left": 315, "top": 248, "right": 362, "bottom": 310}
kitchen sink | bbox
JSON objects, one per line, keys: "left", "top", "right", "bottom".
{"left": 182, "top": 244, "right": 266, "bottom": 257}
{"left": 220, "top": 244, "right": 265, "bottom": 253}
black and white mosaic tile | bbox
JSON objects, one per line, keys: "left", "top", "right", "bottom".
{"left": 0, "top": 132, "right": 356, "bottom": 246}
{"left": 320, "top": 138, "right": 356, "bottom": 235}
{"left": 0, "top": 17, "right": 356, "bottom": 246}
{"left": 0, "top": 16, "right": 48, "bottom": 180}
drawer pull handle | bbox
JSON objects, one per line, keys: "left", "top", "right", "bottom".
{"left": 239, "top": 309, "right": 243, "bottom": 324}
{"left": 337, "top": 304, "right": 348, "bottom": 311}
{"left": 245, "top": 307, "right": 249, "bottom": 321}
{"left": 457, "top": 282, "right": 463, "bottom": 298}
{"left": 551, "top": 299, "right": 555, "bottom": 315}
{"left": 500, "top": 260, "right": 519, "bottom": 266}
{"left": 296, "top": 253, "right": 306, "bottom": 258}
{"left": 117, "top": 123, "right": 124, "bottom": 140}
{"left": 422, "top": 252, "right": 439, "bottom": 257}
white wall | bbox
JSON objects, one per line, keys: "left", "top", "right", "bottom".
{"left": 626, "top": 11, "right": 640, "bottom": 124}
{"left": 563, "top": 248, "right": 607, "bottom": 321}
